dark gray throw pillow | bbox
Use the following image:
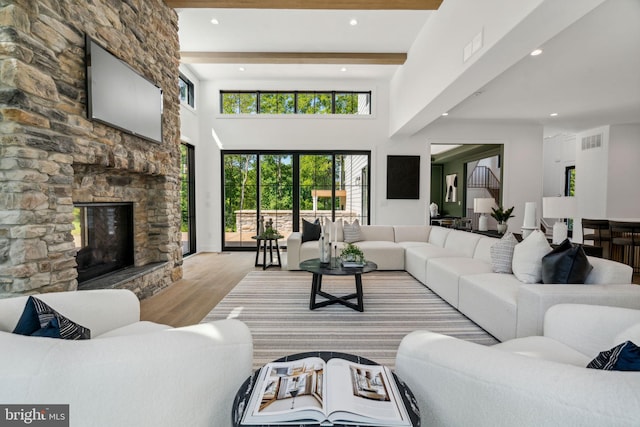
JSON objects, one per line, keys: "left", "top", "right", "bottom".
{"left": 541, "top": 239, "right": 593, "bottom": 284}
{"left": 301, "top": 218, "right": 321, "bottom": 242}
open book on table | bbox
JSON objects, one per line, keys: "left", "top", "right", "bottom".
{"left": 241, "top": 356, "right": 411, "bottom": 426}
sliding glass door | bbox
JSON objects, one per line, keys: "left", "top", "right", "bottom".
{"left": 222, "top": 151, "right": 370, "bottom": 250}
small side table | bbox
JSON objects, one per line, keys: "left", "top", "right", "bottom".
{"left": 252, "top": 235, "right": 283, "bottom": 270}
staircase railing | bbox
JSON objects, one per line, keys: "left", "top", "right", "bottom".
{"left": 468, "top": 166, "right": 501, "bottom": 201}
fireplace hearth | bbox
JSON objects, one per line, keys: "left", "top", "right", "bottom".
{"left": 74, "top": 203, "right": 134, "bottom": 284}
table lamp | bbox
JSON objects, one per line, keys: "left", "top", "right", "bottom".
{"left": 542, "top": 196, "right": 577, "bottom": 244}
{"left": 474, "top": 198, "right": 495, "bottom": 232}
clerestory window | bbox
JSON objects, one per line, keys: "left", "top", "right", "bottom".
{"left": 220, "top": 91, "right": 371, "bottom": 115}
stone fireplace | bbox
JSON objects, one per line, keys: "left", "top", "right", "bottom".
{"left": 0, "top": 0, "right": 182, "bottom": 298}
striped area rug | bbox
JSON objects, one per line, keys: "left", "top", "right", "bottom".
{"left": 201, "top": 270, "right": 498, "bottom": 369}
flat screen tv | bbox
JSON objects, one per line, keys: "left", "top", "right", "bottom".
{"left": 85, "top": 36, "right": 163, "bottom": 143}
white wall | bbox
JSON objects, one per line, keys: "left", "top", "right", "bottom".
{"left": 607, "top": 124, "right": 640, "bottom": 218}
{"left": 417, "top": 120, "right": 544, "bottom": 230}
{"left": 192, "top": 79, "right": 431, "bottom": 251}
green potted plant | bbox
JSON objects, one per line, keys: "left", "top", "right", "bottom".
{"left": 491, "top": 206, "right": 515, "bottom": 234}
{"left": 340, "top": 243, "right": 365, "bottom": 265}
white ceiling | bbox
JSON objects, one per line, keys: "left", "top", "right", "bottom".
{"left": 445, "top": 0, "right": 640, "bottom": 137}
{"left": 177, "top": 8, "right": 432, "bottom": 80}
{"left": 176, "top": 1, "right": 640, "bottom": 136}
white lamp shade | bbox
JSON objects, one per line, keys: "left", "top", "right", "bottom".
{"left": 473, "top": 198, "right": 495, "bottom": 214}
{"left": 543, "top": 196, "right": 577, "bottom": 219}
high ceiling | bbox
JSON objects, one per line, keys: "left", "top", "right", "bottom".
{"left": 174, "top": 0, "right": 640, "bottom": 136}
{"left": 177, "top": 7, "right": 433, "bottom": 81}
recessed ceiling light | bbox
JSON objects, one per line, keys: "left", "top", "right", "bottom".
{"left": 441, "top": 112, "right": 449, "bottom": 116}
{"left": 238, "top": 67, "right": 245, "bottom": 72}
{"left": 340, "top": 67, "right": 347, "bottom": 72}
{"left": 210, "top": 18, "right": 219, "bottom": 25}
{"left": 530, "top": 48, "right": 543, "bottom": 56}
{"left": 349, "top": 18, "right": 358, "bottom": 26}
{"left": 550, "top": 112, "right": 558, "bottom": 117}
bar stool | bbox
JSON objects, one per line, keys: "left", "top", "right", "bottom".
{"left": 609, "top": 221, "right": 640, "bottom": 274}
{"left": 581, "top": 218, "right": 611, "bottom": 258}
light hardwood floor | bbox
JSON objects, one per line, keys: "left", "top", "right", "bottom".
{"left": 140, "top": 251, "right": 262, "bottom": 327}
{"left": 141, "top": 250, "right": 639, "bottom": 327}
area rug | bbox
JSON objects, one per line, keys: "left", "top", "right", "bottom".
{"left": 201, "top": 270, "right": 498, "bottom": 369}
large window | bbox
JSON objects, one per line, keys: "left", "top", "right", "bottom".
{"left": 220, "top": 91, "right": 371, "bottom": 115}
{"left": 180, "top": 143, "right": 196, "bottom": 255}
{"left": 178, "top": 73, "right": 194, "bottom": 108}
{"left": 222, "top": 151, "right": 370, "bottom": 250}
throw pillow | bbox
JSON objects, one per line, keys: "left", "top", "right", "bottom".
{"left": 541, "top": 239, "right": 593, "bottom": 284}
{"left": 511, "top": 230, "right": 552, "bottom": 283}
{"left": 328, "top": 219, "right": 344, "bottom": 242}
{"left": 490, "top": 232, "right": 518, "bottom": 273}
{"left": 12, "top": 296, "right": 91, "bottom": 340}
{"left": 587, "top": 341, "right": 640, "bottom": 371}
{"left": 343, "top": 219, "right": 363, "bottom": 243}
{"left": 301, "top": 219, "right": 321, "bottom": 242}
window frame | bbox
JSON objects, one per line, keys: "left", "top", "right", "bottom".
{"left": 179, "top": 73, "right": 195, "bottom": 108}
{"left": 220, "top": 90, "right": 372, "bottom": 115}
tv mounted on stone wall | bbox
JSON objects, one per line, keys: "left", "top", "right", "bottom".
{"left": 85, "top": 36, "right": 163, "bottom": 143}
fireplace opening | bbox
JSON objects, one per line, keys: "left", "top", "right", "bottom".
{"left": 73, "top": 202, "right": 134, "bottom": 283}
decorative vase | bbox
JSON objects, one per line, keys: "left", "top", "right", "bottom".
{"left": 497, "top": 222, "right": 508, "bottom": 234}
{"left": 319, "top": 233, "right": 330, "bottom": 264}
{"left": 258, "top": 216, "right": 265, "bottom": 236}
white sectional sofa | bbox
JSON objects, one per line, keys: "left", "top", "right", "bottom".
{"left": 287, "top": 225, "right": 640, "bottom": 341}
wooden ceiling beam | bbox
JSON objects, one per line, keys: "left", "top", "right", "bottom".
{"left": 166, "top": 0, "right": 442, "bottom": 10}
{"left": 180, "top": 51, "right": 407, "bottom": 65}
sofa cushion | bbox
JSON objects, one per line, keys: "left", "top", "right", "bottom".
{"left": 490, "top": 233, "right": 519, "bottom": 273}
{"left": 493, "top": 336, "right": 591, "bottom": 367}
{"left": 541, "top": 239, "right": 593, "bottom": 284}
{"left": 426, "top": 257, "right": 493, "bottom": 308}
{"left": 474, "top": 237, "right": 500, "bottom": 263}
{"left": 512, "top": 230, "right": 552, "bottom": 283}
{"left": 428, "top": 226, "right": 451, "bottom": 247}
{"left": 459, "top": 273, "right": 520, "bottom": 341}
{"left": 405, "top": 245, "right": 464, "bottom": 284}
{"left": 354, "top": 241, "right": 405, "bottom": 270}
{"left": 96, "top": 321, "right": 172, "bottom": 338}
{"left": 587, "top": 341, "right": 640, "bottom": 371}
{"left": 443, "top": 230, "right": 482, "bottom": 258}
{"left": 302, "top": 218, "right": 321, "bottom": 242}
{"left": 584, "top": 256, "right": 633, "bottom": 284}
{"left": 13, "top": 296, "right": 90, "bottom": 340}
{"left": 394, "top": 226, "right": 430, "bottom": 243}
{"left": 616, "top": 324, "right": 640, "bottom": 346}
{"left": 343, "top": 219, "right": 363, "bottom": 243}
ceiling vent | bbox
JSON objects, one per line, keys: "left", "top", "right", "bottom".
{"left": 581, "top": 133, "right": 602, "bottom": 151}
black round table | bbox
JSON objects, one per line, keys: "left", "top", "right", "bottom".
{"left": 299, "top": 258, "right": 377, "bottom": 312}
{"left": 231, "top": 351, "right": 420, "bottom": 427}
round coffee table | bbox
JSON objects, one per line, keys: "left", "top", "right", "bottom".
{"left": 299, "top": 258, "right": 377, "bottom": 312}
{"left": 231, "top": 351, "right": 420, "bottom": 427}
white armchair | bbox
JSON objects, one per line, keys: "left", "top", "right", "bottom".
{"left": 396, "top": 304, "right": 640, "bottom": 427}
{"left": 0, "top": 289, "right": 253, "bottom": 427}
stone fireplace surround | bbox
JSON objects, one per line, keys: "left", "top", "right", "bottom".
{"left": 0, "top": 0, "right": 182, "bottom": 299}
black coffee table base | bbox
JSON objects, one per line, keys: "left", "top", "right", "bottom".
{"left": 310, "top": 272, "right": 363, "bottom": 312}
